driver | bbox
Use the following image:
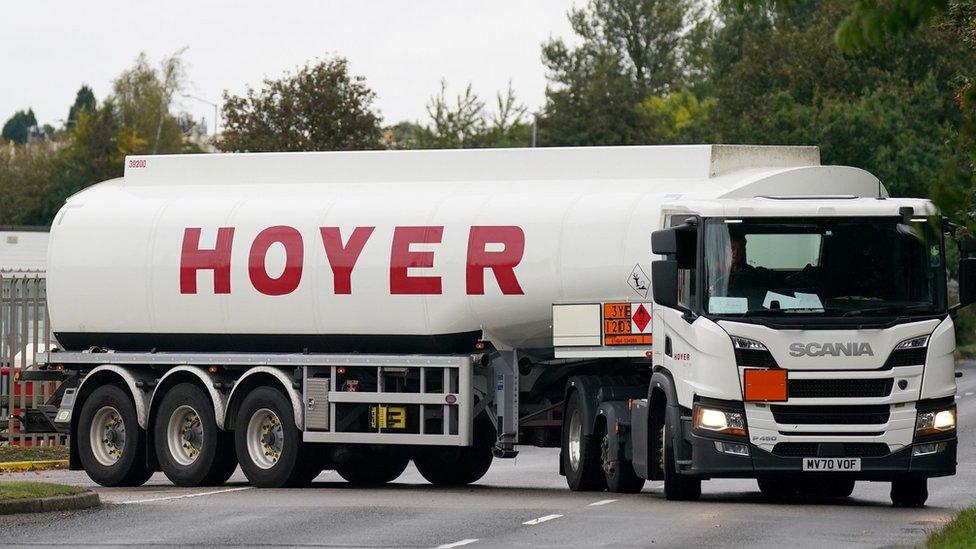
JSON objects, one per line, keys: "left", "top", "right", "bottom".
{"left": 709, "top": 233, "right": 767, "bottom": 303}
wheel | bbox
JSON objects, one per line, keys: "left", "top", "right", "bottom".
{"left": 601, "top": 431, "right": 645, "bottom": 493}
{"left": 561, "top": 390, "right": 606, "bottom": 491}
{"left": 891, "top": 477, "right": 928, "bottom": 507}
{"left": 77, "top": 384, "right": 153, "bottom": 487}
{"left": 813, "top": 479, "right": 855, "bottom": 498}
{"left": 758, "top": 478, "right": 799, "bottom": 498}
{"left": 234, "top": 386, "right": 307, "bottom": 488}
{"left": 336, "top": 451, "right": 409, "bottom": 485}
{"left": 415, "top": 417, "right": 495, "bottom": 486}
{"left": 154, "top": 382, "right": 238, "bottom": 487}
{"left": 661, "top": 422, "right": 701, "bottom": 501}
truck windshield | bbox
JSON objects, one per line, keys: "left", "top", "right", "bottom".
{"left": 702, "top": 217, "right": 946, "bottom": 317}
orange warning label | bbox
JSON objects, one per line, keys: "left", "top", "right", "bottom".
{"left": 603, "top": 302, "right": 652, "bottom": 346}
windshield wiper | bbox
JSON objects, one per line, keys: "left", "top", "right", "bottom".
{"left": 742, "top": 307, "right": 837, "bottom": 316}
{"left": 842, "top": 304, "right": 935, "bottom": 317}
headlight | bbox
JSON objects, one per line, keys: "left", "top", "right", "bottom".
{"left": 694, "top": 405, "right": 746, "bottom": 436}
{"left": 896, "top": 335, "right": 929, "bottom": 350}
{"left": 916, "top": 405, "right": 956, "bottom": 436}
{"left": 731, "top": 336, "right": 767, "bottom": 351}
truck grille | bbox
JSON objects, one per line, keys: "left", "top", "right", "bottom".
{"left": 771, "top": 442, "right": 890, "bottom": 458}
{"left": 770, "top": 404, "right": 890, "bottom": 425}
{"left": 788, "top": 378, "right": 893, "bottom": 398}
{"left": 883, "top": 347, "right": 927, "bottom": 368}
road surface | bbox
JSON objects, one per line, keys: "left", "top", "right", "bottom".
{"left": 2, "top": 361, "right": 975, "bottom": 548}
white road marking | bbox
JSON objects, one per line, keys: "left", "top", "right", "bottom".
{"left": 587, "top": 499, "right": 618, "bottom": 507}
{"left": 118, "top": 486, "right": 253, "bottom": 504}
{"left": 437, "top": 539, "right": 479, "bottom": 549}
{"left": 966, "top": 392, "right": 973, "bottom": 397}
{"left": 523, "top": 514, "right": 563, "bottom": 525}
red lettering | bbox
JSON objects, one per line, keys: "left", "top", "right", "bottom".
{"left": 466, "top": 226, "right": 525, "bottom": 295}
{"left": 320, "top": 226, "right": 374, "bottom": 294}
{"left": 390, "top": 226, "right": 443, "bottom": 294}
{"left": 248, "top": 226, "right": 304, "bottom": 296}
{"left": 180, "top": 227, "right": 234, "bottom": 294}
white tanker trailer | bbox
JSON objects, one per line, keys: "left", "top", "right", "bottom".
{"left": 26, "top": 145, "right": 975, "bottom": 506}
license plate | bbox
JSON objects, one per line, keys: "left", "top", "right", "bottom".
{"left": 802, "top": 457, "right": 861, "bottom": 472}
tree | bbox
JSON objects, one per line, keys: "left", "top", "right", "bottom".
{"left": 217, "top": 57, "right": 382, "bottom": 152}
{"left": 112, "top": 50, "right": 192, "bottom": 154}
{"left": 708, "top": 0, "right": 972, "bottom": 198}
{"left": 413, "top": 81, "right": 529, "bottom": 149}
{"left": 2, "top": 109, "right": 38, "bottom": 144}
{"left": 538, "top": 0, "right": 712, "bottom": 146}
{"left": 636, "top": 91, "right": 715, "bottom": 144}
{"left": 0, "top": 141, "right": 57, "bottom": 225}
{"left": 66, "top": 85, "right": 97, "bottom": 128}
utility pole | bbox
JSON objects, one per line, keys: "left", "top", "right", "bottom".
{"left": 182, "top": 94, "right": 219, "bottom": 136}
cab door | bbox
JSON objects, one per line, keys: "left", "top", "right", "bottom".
{"left": 652, "top": 215, "right": 700, "bottom": 376}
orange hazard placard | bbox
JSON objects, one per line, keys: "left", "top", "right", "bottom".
{"left": 743, "top": 369, "right": 788, "bottom": 402}
{"left": 603, "top": 302, "right": 652, "bottom": 346}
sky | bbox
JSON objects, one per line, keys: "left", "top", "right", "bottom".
{"left": 2, "top": 1, "right": 579, "bottom": 133}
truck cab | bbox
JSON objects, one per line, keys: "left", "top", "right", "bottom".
{"left": 643, "top": 196, "right": 974, "bottom": 506}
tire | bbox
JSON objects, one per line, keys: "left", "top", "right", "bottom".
{"left": 561, "top": 390, "right": 606, "bottom": 491}
{"left": 234, "top": 386, "right": 307, "bottom": 488}
{"left": 757, "top": 478, "right": 799, "bottom": 498}
{"left": 891, "top": 477, "right": 928, "bottom": 508}
{"left": 662, "top": 423, "right": 701, "bottom": 501}
{"left": 153, "top": 382, "right": 238, "bottom": 487}
{"left": 813, "top": 479, "right": 855, "bottom": 498}
{"left": 415, "top": 418, "right": 495, "bottom": 486}
{"left": 77, "top": 384, "right": 153, "bottom": 487}
{"left": 336, "top": 451, "right": 409, "bottom": 485}
{"left": 601, "top": 431, "right": 645, "bottom": 493}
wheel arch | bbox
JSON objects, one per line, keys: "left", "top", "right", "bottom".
{"left": 649, "top": 367, "right": 690, "bottom": 464}
{"left": 76, "top": 365, "right": 152, "bottom": 429}
{"left": 225, "top": 367, "right": 303, "bottom": 431}
{"left": 147, "top": 366, "right": 228, "bottom": 431}
{"left": 70, "top": 365, "right": 154, "bottom": 471}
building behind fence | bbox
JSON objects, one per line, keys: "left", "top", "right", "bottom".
{"left": 0, "top": 271, "right": 64, "bottom": 446}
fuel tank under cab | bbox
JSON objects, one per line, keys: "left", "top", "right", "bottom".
{"left": 46, "top": 145, "right": 880, "bottom": 353}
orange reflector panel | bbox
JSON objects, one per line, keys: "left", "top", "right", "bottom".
{"left": 604, "top": 334, "right": 652, "bottom": 346}
{"left": 743, "top": 369, "right": 787, "bottom": 402}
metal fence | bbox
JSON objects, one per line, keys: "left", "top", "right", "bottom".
{"left": 0, "top": 271, "right": 64, "bottom": 446}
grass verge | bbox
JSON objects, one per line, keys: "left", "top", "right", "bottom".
{"left": 0, "top": 445, "right": 69, "bottom": 463}
{"left": 928, "top": 507, "right": 976, "bottom": 548}
{"left": 0, "top": 481, "right": 85, "bottom": 501}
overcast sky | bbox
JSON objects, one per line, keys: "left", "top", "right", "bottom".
{"left": 3, "top": 1, "right": 579, "bottom": 132}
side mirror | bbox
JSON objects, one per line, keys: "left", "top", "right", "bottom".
{"left": 651, "top": 228, "right": 677, "bottom": 255}
{"left": 959, "top": 258, "right": 976, "bottom": 309}
{"left": 651, "top": 260, "right": 679, "bottom": 309}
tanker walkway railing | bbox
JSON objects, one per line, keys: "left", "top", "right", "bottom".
{"left": 0, "top": 270, "right": 64, "bottom": 447}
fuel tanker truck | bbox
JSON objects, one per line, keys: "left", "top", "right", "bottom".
{"left": 25, "top": 145, "right": 975, "bottom": 507}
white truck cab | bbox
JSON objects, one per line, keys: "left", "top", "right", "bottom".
{"left": 638, "top": 195, "right": 971, "bottom": 506}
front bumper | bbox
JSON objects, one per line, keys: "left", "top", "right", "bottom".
{"left": 686, "top": 431, "right": 957, "bottom": 480}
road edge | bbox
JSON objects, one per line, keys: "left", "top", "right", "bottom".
{"left": 0, "top": 460, "right": 69, "bottom": 472}
{"left": 0, "top": 490, "right": 100, "bottom": 515}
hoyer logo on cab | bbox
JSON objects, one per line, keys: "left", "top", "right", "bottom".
{"left": 180, "top": 225, "right": 525, "bottom": 296}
